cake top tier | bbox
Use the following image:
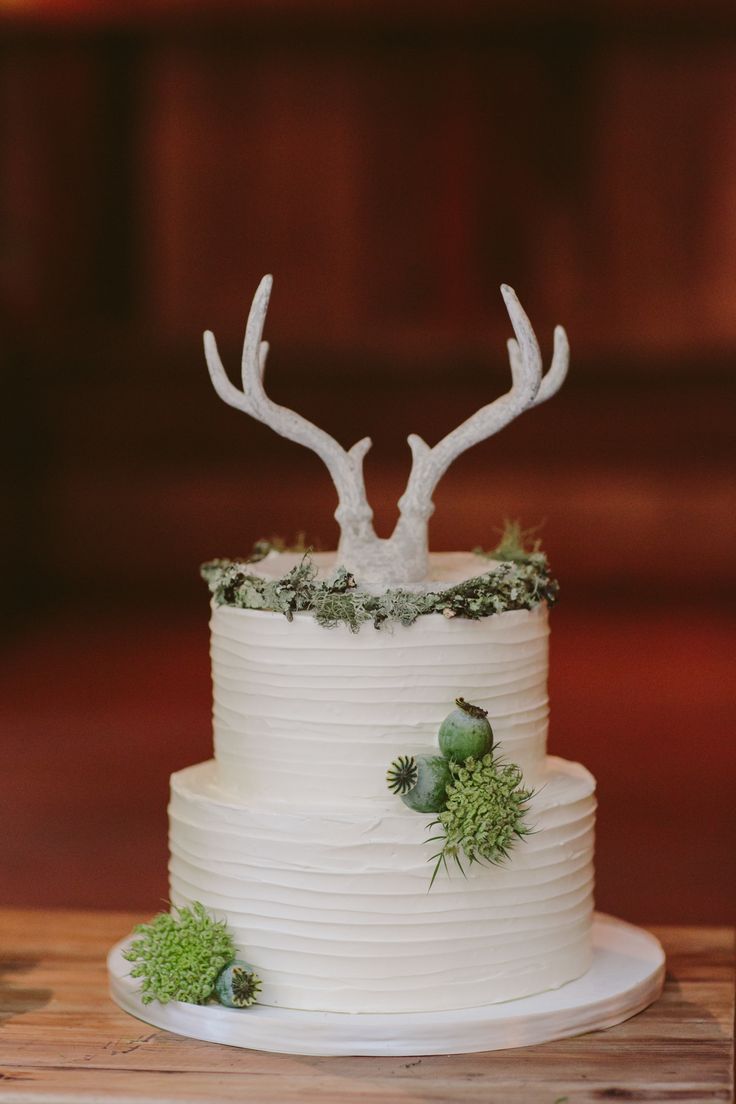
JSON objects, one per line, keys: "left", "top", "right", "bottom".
{"left": 204, "top": 275, "right": 568, "bottom": 590}
{"left": 207, "top": 597, "right": 554, "bottom": 808}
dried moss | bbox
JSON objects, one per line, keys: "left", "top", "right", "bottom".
{"left": 201, "top": 542, "right": 558, "bottom": 632}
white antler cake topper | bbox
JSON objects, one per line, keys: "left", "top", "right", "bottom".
{"left": 204, "top": 275, "right": 569, "bottom": 589}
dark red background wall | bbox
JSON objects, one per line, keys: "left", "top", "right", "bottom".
{"left": 1, "top": 0, "right": 734, "bottom": 923}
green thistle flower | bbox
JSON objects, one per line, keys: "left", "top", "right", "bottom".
{"left": 428, "top": 753, "right": 533, "bottom": 887}
{"left": 123, "top": 902, "right": 236, "bottom": 1006}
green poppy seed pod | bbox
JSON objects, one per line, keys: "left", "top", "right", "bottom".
{"left": 214, "top": 959, "right": 262, "bottom": 1008}
{"left": 401, "top": 754, "right": 453, "bottom": 813}
{"left": 386, "top": 754, "right": 418, "bottom": 795}
{"left": 438, "top": 697, "right": 493, "bottom": 762}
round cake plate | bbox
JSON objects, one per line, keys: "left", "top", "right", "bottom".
{"left": 107, "top": 913, "right": 664, "bottom": 1057}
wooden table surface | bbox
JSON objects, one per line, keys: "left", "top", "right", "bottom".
{"left": 0, "top": 910, "right": 732, "bottom": 1103}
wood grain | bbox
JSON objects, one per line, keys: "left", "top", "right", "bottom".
{"left": 0, "top": 909, "right": 732, "bottom": 1103}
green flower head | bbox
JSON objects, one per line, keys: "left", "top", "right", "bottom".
{"left": 429, "top": 753, "right": 533, "bottom": 885}
{"left": 122, "top": 902, "right": 236, "bottom": 1006}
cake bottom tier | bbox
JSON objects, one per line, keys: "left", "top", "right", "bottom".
{"left": 168, "top": 757, "right": 596, "bottom": 1015}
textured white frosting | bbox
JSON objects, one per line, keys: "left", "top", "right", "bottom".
{"left": 211, "top": 601, "right": 551, "bottom": 806}
{"left": 168, "top": 551, "right": 597, "bottom": 1016}
{"left": 169, "top": 757, "right": 595, "bottom": 1014}
{"left": 245, "top": 549, "right": 508, "bottom": 593}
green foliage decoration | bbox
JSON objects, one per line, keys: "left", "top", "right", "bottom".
{"left": 201, "top": 537, "right": 558, "bottom": 633}
{"left": 428, "top": 753, "right": 534, "bottom": 887}
{"left": 386, "top": 696, "right": 534, "bottom": 887}
{"left": 123, "top": 902, "right": 237, "bottom": 1006}
{"left": 474, "top": 518, "right": 546, "bottom": 565}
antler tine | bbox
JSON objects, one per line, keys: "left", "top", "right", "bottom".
{"left": 204, "top": 329, "right": 245, "bottom": 410}
{"left": 204, "top": 276, "right": 374, "bottom": 522}
{"left": 258, "top": 342, "right": 269, "bottom": 381}
{"left": 499, "top": 284, "right": 543, "bottom": 408}
{"left": 507, "top": 322, "right": 569, "bottom": 407}
{"left": 241, "top": 274, "right": 272, "bottom": 398}
{"left": 535, "top": 324, "right": 568, "bottom": 404}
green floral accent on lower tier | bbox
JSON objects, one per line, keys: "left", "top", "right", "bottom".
{"left": 123, "top": 902, "right": 236, "bottom": 1006}
{"left": 201, "top": 553, "right": 558, "bottom": 632}
{"left": 428, "top": 754, "right": 534, "bottom": 887}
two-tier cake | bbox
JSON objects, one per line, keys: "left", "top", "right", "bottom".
{"left": 108, "top": 275, "right": 664, "bottom": 1054}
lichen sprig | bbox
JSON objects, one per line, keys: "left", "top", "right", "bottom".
{"left": 202, "top": 553, "right": 320, "bottom": 621}
{"left": 427, "top": 753, "right": 534, "bottom": 888}
{"left": 122, "top": 902, "right": 236, "bottom": 1006}
{"left": 429, "top": 559, "right": 558, "bottom": 620}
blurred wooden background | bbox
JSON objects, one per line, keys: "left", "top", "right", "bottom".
{"left": 1, "top": 1, "right": 734, "bottom": 923}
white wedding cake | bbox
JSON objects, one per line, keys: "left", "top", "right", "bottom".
{"left": 169, "top": 550, "right": 595, "bottom": 1015}
{"left": 163, "top": 274, "right": 596, "bottom": 1017}
{"left": 109, "top": 275, "right": 664, "bottom": 1054}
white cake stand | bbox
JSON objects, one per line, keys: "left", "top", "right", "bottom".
{"left": 107, "top": 913, "right": 664, "bottom": 1057}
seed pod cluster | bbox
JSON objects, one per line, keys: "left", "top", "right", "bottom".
{"left": 386, "top": 697, "right": 494, "bottom": 814}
